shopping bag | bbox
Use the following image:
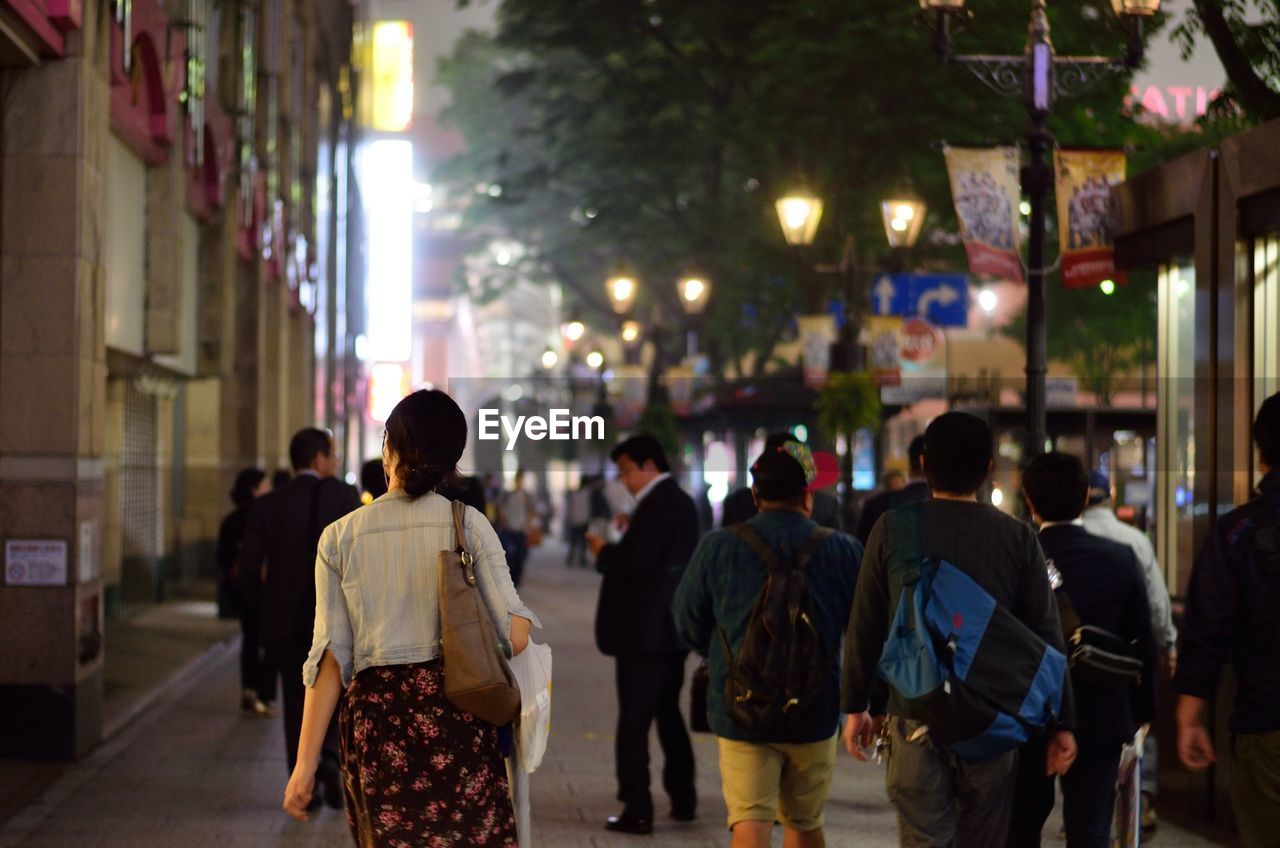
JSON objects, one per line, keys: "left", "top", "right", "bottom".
{"left": 510, "top": 640, "right": 553, "bottom": 772}
{"left": 1114, "top": 726, "right": 1146, "bottom": 847}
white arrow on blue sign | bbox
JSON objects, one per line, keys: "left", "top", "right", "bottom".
{"left": 868, "top": 273, "right": 969, "bottom": 327}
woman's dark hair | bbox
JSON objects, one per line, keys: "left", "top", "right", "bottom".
{"left": 1256, "top": 391, "right": 1280, "bottom": 469}
{"left": 384, "top": 389, "right": 467, "bottom": 499}
{"left": 1021, "top": 452, "right": 1089, "bottom": 522}
{"left": 230, "top": 468, "right": 266, "bottom": 508}
{"left": 923, "top": 412, "right": 993, "bottom": 495}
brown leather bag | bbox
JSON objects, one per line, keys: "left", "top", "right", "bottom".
{"left": 439, "top": 499, "right": 521, "bottom": 726}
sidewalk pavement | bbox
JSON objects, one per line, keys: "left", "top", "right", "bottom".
{"left": 0, "top": 542, "right": 1228, "bottom": 847}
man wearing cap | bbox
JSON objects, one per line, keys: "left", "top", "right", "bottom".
{"left": 674, "top": 441, "right": 862, "bottom": 848}
{"left": 722, "top": 432, "right": 844, "bottom": 531}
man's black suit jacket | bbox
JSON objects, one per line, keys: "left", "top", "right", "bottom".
{"left": 595, "top": 477, "right": 700, "bottom": 657}
{"left": 1040, "top": 523, "right": 1158, "bottom": 747}
{"left": 241, "top": 474, "right": 362, "bottom": 649}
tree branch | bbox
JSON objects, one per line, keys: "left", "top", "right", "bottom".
{"left": 1191, "top": 0, "right": 1280, "bottom": 119}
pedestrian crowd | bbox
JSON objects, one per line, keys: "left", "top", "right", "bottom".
{"left": 214, "top": 387, "right": 1280, "bottom": 847}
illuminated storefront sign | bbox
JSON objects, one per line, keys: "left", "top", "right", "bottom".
{"left": 368, "top": 20, "right": 413, "bottom": 132}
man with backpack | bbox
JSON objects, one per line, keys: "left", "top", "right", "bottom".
{"left": 841, "top": 412, "right": 1076, "bottom": 846}
{"left": 1176, "top": 392, "right": 1280, "bottom": 847}
{"left": 673, "top": 441, "right": 862, "bottom": 847}
{"left": 1008, "top": 452, "right": 1157, "bottom": 847}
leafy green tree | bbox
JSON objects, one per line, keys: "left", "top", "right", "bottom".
{"left": 1173, "top": 0, "right": 1280, "bottom": 121}
{"left": 1005, "top": 275, "right": 1156, "bottom": 406}
{"left": 437, "top": 0, "right": 1151, "bottom": 385}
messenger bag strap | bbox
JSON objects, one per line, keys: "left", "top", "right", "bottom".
{"left": 886, "top": 502, "right": 926, "bottom": 628}
{"left": 730, "top": 524, "right": 784, "bottom": 572}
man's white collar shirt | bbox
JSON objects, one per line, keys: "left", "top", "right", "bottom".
{"left": 633, "top": 472, "right": 671, "bottom": 505}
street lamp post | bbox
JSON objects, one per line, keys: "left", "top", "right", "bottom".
{"left": 921, "top": 0, "right": 1157, "bottom": 460}
{"left": 677, "top": 273, "right": 711, "bottom": 359}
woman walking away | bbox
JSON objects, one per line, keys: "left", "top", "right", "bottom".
{"left": 282, "top": 389, "right": 540, "bottom": 847}
{"left": 217, "top": 467, "right": 275, "bottom": 716}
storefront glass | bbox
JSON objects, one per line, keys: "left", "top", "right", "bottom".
{"left": 1256, "top": 235, "right": 1280, "bottom": 486}
{"left": 1157, "top": 261, "right": 1196, "bottom": 594}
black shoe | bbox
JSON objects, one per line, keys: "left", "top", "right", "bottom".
{"left": 316, "top": 760, "right": 344, "bottom": 810}
{"left": 670, "top": 807, "right": 696, "bottom": 823}
{"left": 605, "top": 811, "right": 653, "bottom": 835}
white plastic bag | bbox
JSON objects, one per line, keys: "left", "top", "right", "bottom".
{"left": 509, "top": 640, "right": 552, "bottom": 772}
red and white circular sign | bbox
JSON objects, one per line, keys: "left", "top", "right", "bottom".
{"left": 899, "top": 319, "right": 938, "bottom": 363}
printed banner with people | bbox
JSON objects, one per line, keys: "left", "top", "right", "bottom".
{"left": 943, "top": 145, "right": 1024, "bottom": 284}
{"left": 1054, "top": 148, "right": 1127, "bottom": 289}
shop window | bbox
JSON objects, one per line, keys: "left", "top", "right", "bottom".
{"left": 1157, "top": 261, "right": 1196, "bottom": 595}
{"left": 1256, "top": 235, "right": 1280, "bottom": 486}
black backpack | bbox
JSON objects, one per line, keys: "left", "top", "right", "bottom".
{"left": 716, "top": 524, "right": 834, "bottom": 742}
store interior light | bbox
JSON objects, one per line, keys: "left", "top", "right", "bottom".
{"left": 586, "top": 350, "right": 605, "bottom": 369}
{"left": 978, "top": 288, "right": 999, "bottom": 313}
{"left": 541, "top": 349, "right": 558, "bottom": 370}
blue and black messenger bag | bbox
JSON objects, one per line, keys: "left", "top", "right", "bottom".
{"left": 876, "top": 502, "right": 1066, "bottom": 762}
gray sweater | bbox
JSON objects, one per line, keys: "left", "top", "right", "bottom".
{"left": 841, "top": 498, "right": 1075, "bottom": 730}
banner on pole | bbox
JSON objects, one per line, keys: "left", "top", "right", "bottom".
{"left": 797, "top": 314, "right": 837, "bottom": 388}
{"left": 944, "top": 146, "right": 1024, "bottom": 284}
{"left": 1054, "top": 149, "right": 1127, "bottom": 289}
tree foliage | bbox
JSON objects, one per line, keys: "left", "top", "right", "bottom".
{"left": 437, "top": 1, "right": 1153, "bottom": 383}
{"left": 1173, "top": 0, "right": 1280, "bottom": 121}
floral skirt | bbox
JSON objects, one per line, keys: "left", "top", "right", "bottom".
{"left": 339, "top": 659, "right": 517, "bottom": 847}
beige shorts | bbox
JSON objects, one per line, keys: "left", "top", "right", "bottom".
{"left": 717, "top": 734, "right": 838, "bottom": 832}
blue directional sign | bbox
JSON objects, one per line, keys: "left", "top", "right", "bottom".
{"left": 868, "top": 273, "right": 969, "bottom": 327}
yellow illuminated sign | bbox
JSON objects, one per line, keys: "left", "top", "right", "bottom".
{"left": 369, "top": 21, "right": 414, "bottom": 132}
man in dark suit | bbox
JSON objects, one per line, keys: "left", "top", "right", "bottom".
{"left": 722, "top": 433, "right": 843, "bottom": 531}
{"left": 854, "top": 435, "right": 929, "bottom": 544}
{"left": 1007, "top": 452, "right": 1157, "bottom": 848}
{"left": 588, "top": 434, "right": 700, "bottom": 835}
{"left": 241, "top": 427, "right": 361, "bottom": 811}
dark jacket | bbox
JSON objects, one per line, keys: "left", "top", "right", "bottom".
{"left": 673, "top": 510, "right": 862, "bottom": 742}
{"left": 240, "top": 473, "right": 362, "bottom": 648}
{"left": 595, "top": 476, "right": 700, "bottom": 657}
{"left": 722, "top": 487, "right": 844, "bottom": 532}
{"left": 1040, "top": 523, "right": 1157, "bottom": 747}
{"left": 854, "top": 479, "right": 931, "bottom": 545}
{"left": 216, "top": 505, "right": 251, "bottom": 616}
{"left": 1175, "top": 471, "right": 1280, "bottom": 734}
{"left": 842, "top": 499, "right": 1075, "bottom": 730}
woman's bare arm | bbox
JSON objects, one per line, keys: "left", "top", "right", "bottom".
{"left": 283, "top": 650, "right": 343, "bottom": 820}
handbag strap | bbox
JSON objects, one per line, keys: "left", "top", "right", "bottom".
{"left": 450, "top": 499, "right": 478, "bottom": 587}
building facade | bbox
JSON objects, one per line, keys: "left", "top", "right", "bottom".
{"left": 0, "top": 0, "right": 361, "bottom": 758}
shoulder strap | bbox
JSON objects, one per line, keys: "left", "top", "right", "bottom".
{"left": 451, "top": 499, "right": 470, "bottom": 555}
{"left": 795, "top": 526, "right": 836, "bottom": 573}
{"left": 730, "top": 524, "right": 783, "bottom": 571}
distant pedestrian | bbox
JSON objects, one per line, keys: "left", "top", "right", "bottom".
{"left": 1007, "top": 452, "right": 1156, "bottom": 848}
{"left": 281, "top": 389, "right": 538, "bottom": 846}
{"left": 882, "top": 470, "right": 906, "bottom": 492}
{"left": 854, "top": 435, "right": 930, "bottom": 545}
{"left": 497, "top": 469, "right": 534, "bottom": 586}
{"left": 216, "top": 467, "right": 274, "bottom": 716}
{"left": 359, "top": 458, "right": 387, "bottom": 505}
{"left": 841, "top": 412, "right": 1076, "bottom": 846}
{"left": 588, "top": 434, "right": 699, "bottom": 834}
{"left": 1082, "top": 469, "right": 1176, "bottom": 833}
{"left": 567, "top": 476, "right": 593, "bottom": 566}
{"left": 242, "top": 427, "right": 361, "bottom": 812}
{"left": 438, "top": 473, "right": 488, "bottom": 514}
{"left": 723, "top": 433, "right": 843, "bottom": 531}
{"left": 272, "top": 467, "right": 292, "bottom": 490}
{"left": 1175, "top": 392, "right": 1280, "bottom": 847}
{"left": 674, "top": 441, "right": 862, "bottom": 847}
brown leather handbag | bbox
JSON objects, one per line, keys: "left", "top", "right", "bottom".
{"left": 439, "top": 499, "right": 521, "bottom": 726}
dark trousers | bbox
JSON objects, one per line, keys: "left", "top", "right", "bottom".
{"left": 271, "top": 637, "right": 340, "bottom": 774}
{"left": 238, "top": 606, "right": 276, "bottom": 702}
{"left": 567, "top": 523, "right": 588, "bottom": 565}
{"left": 499, "top": 529, "right": 528, "bottom": 587}
{"left": 614, "top": 652, "right": 696, "bottom": 816}
{"left": 1008, "top": 736, "right": 1122, "bottom": 848}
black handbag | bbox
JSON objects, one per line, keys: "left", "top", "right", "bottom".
{"left": 1047, "top": 559, "right": 1143, "bottom": 690}
{"left": 689, "top": 660, "right": 711, "bottom": 733}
